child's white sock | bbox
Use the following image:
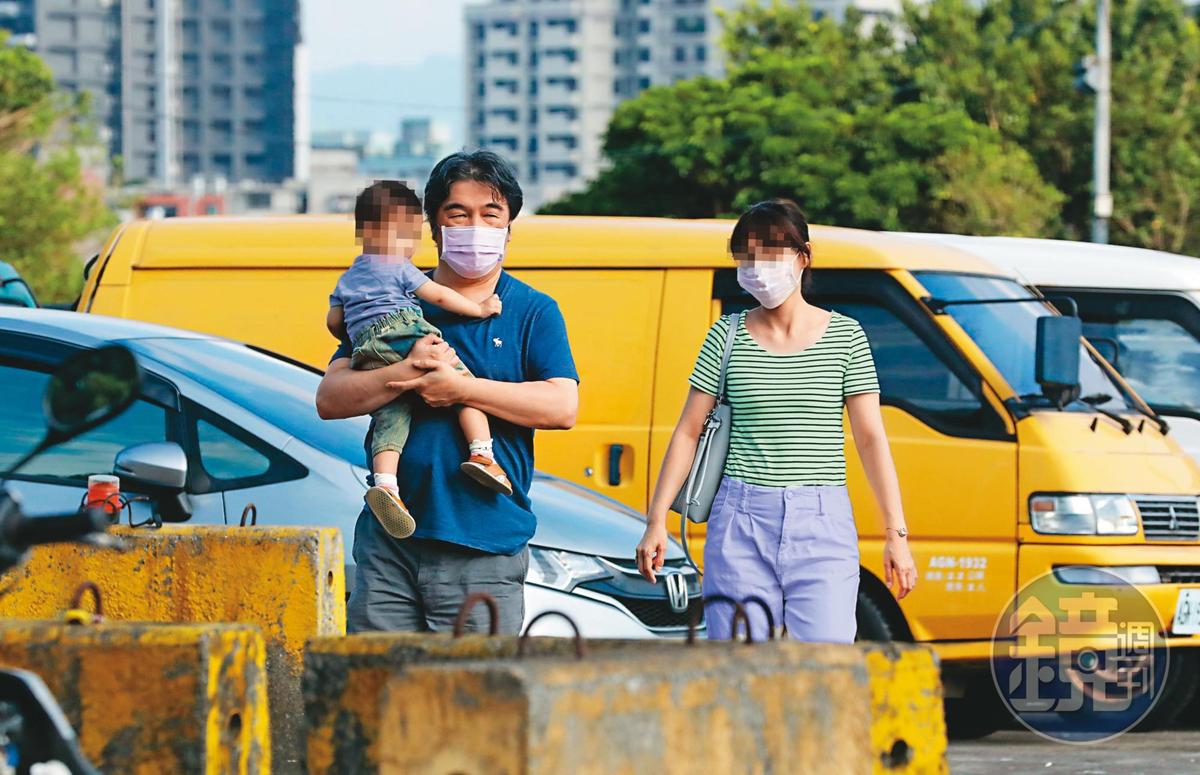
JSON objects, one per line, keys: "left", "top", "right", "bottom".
{"left": 374, "top": 472, "right": 399, "bottom": 492}
{"left": 468, "top": 439, "right": 494, "bottom": 462}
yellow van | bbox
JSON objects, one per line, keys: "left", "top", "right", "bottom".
{"left": 79, "top": 215, "right": 1200, "bottom": 731}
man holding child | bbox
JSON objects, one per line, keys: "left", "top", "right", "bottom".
{"left": 317, "top": 151, "right": 579, "bottom": 634}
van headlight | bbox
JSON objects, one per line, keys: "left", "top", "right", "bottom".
{"left": 1030, "top": 494, "right": 1139, "bottom": 535}
{"left": 526, "top": 547, "right": 611, "bottom": 592}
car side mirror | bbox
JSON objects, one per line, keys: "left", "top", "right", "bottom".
{"left": 1036, "top": 316, "right": 1082, "bottom": 407}
{"left": 113, "top": 442, "right": 192, "bottom": 523}
{"left": 114, "top": 442, "right": 188, "bottom": 491}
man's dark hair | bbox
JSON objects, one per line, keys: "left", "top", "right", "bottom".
{"left": 355, "top": 180, "right": 422, "bottom": 233}
{"left": 423, "top": 150, "right": 523, "bottom": 226}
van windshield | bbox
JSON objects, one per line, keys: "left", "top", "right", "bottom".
{"left": 129, "top": 338, "right": 371, "bottom": 464}
{"left": 914, "top": 273, "right": 1133, "bottom": 412}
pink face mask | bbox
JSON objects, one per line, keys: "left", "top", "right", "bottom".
{"left": 440, "top": 226, "right": 507, "bottom": 279}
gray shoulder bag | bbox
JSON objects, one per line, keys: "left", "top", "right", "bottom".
{"left": 672, "top": 312, "right": 739, "bottom": 525}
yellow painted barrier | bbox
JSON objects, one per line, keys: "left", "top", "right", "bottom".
{"left": 0, "top": 620, "right": 268, "bottom": 774}
{"left": 304, "top": 633, "right": 948, "bottom": 774}
{"left": 0, "top": 526, "right": 345, "bottom": 772}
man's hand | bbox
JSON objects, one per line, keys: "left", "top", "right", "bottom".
{"left": 387, "top": 359, "right": 469, "bottom": 407}
{"left": 408, "top": 334, "right": 461, "bottom": 367}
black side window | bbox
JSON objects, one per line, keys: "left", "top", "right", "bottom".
{"left": 714, "top": 268, "right": 1011, "bottom": 440}
{"left": 183, "top": 399, "right": 305, "bottom": 493}
{"left": 1048, "top": 290, "right": 1200, "bottom": 414}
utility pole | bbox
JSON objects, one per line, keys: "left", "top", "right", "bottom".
{"left": 1092, "top": 0, "right": 1112, "bottom": 244}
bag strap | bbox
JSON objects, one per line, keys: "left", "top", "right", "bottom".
{"left": 715, "top": 313, "right": 740, "bottom": 403}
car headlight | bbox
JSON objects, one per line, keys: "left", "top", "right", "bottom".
{"left": 1054, "top": 565, "right": 1161, "bottom": 585}
{"left": 526, "top": 547, "right": 611, "bottom": 592}
{"left": 1030, "top": 494, "right": 1139, "bottom": 535}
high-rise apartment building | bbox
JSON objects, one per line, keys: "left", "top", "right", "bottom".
{"left": 466, "top": 0, "right": 907, "bottom": 210}
{"left": 1, "top": 0, "right": 305, "bottom": 187}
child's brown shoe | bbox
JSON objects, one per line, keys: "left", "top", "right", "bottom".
{"left": 460, "top": 455, "right": 514, "bottom": 496}
{"left": 365, "top": 485, "right": 416, "bottom": 539}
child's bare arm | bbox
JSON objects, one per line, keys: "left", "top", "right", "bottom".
{"left": 327, "top": 305, "right": 347, "bottom": 339}
{"left": 416, "top": 281, "right": 502, "bottom": 318}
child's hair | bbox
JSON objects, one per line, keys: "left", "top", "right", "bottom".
{"left": 355, "top": 180, "right": 422, "bottom": 234}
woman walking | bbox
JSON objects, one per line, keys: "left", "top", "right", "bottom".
{"left": 635, "top": 200, "right": 916, "bottom": 642}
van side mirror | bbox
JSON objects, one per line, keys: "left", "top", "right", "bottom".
{"left": 1036, "top": 316, "right": 1082, "bottom": 407}
{"left": 1088, "top": 336, "right": 1121, "bottom": 371}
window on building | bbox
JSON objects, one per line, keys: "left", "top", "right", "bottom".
{"left": 529, "top": 107, "right": 538, "bottom": 125}
{"left": 493, "top": 79, "right": 519, "bottom": 93}
{"left": 674, "top": 46, "right": 686, "bottom": 63}
{"left": 638, "top": 48, "right": 650, "bottom": 62}
{"left": 473, "top": 23, "right": 485, "bottom": 41}
{"left": 546, "top": 76, "right": 577, "bottom": 91}
{"left": 528, "top": 21, "right": 538, "bottom": 38}
{"left": 528, "top": 136, "right": 538, "bottom": 153}
{"left": 547, "top": 106, "right": 578, "bottom": 120}
{"left": 696, "top": 45, "right": 707, "bottom": 62}
{"left": 529, "top": 78, "right": 538, "bottom": 95}
{"left": 674, "top": 15, "right": 706, "bottom": 34}
{"left": 638, "top": 76, "right": 651, "bottom": 90}
{"left": 546, "top": 18, "right": 577, "bottom": 33}
{"left": 210, "top": 19, "right": 232, "bottom": 45}
{"left": 549, "top": 134, "right": 577, "bottom": 150}
{"left": 638, "top": 19, "right": 650, "bottom": 33}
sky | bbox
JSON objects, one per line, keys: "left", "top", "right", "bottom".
{"left": 303, "top": 1, "right": 478, "bottom": 145}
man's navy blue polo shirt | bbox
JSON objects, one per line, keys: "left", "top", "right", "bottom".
{"left": 332, "top": 271, "right": 578, "bottom": 555}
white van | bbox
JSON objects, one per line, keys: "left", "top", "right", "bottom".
{"left": 903, "top": 234, "right": 1200, "bottom": 462}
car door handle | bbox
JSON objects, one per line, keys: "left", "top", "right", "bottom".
{"left": 608, "top": 444, "right": 624, "bottom": 487}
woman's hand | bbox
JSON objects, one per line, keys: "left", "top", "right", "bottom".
{"left": 636, "top": 522, "right": 670, "bottom": 583}
{"left": 883, "top": 534, "right": 917, "bottom": 599}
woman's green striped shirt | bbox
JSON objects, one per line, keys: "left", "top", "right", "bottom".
{"left": 688, "top": 311, "right": 880, "bottom": 487}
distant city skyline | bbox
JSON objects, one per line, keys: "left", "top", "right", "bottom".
{"left": 304, "top": 1, "right": 477, "bottom": 147}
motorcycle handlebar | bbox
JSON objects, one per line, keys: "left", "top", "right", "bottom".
{"left": 7, "top": 510, "right": 110, "bottom": 549}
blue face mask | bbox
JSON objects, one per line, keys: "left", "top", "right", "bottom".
{"left": 440, "top": 226, "right": 507, "bottom": 279}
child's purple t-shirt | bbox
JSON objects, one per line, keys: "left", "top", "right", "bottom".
{"left": 330, "top": 254, "right": 430, "bottom": 343}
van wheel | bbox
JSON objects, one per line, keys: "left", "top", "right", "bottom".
{"left": 1136, "top": 651, "right": 1199, "bottom": 730}
{"left": 944, "top": 674, "right": 1009, "bottom": 739}
{"left": 855, "top": 587, "right": 903, "bottom": 642}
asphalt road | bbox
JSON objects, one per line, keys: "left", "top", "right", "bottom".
{"left": 948, "top": 730, "right": 1200, "bottom": 774}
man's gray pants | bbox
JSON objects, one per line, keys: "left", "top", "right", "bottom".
{"left": 346, "top": 508, "right": 529, "bottom": 634}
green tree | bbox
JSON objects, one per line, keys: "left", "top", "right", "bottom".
{"left": 541, "top": 1, "right": 1062, "bottom": 235}
{"left": 0, "top": 33, "right": 114, "bottom": 303}
{"left": 905, "top": 0, "right": 1200, "bottom": 251}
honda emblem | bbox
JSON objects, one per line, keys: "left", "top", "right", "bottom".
{"left": 663, "top": 571, "right": 690, "bottom": 614}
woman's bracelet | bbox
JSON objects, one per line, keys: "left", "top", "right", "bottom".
{"left": 885, "top": 526, "right": 909, "bottom": 538}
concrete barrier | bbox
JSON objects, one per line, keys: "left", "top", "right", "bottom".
{"left": 0, "top": 526, "right": 345, "bottom": 772}
{"left": 377, "top": 644, "right": 872, "bottom": 773}
{"left": 0, "top": 620, "right": 268, "bottom": 774}
{"left": 304, "top": 633, "right": 947, "bottom": 774}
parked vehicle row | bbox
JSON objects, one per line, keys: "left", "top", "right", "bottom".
{"left": 50, "top": 213, "right": 1200, "bottom": 733}
{"left": 0, "top": 307, "right": 701, "bottom": 640}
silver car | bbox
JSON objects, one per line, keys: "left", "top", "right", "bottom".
{"left": 0, "top": 307, "right": 702, "bottom": 638}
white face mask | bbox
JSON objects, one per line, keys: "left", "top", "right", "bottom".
{"left": 736, "top": 254, "right": 803, "bottom": 309}
{"left": 440, "top": 225, "right": 507, "bottom": 279}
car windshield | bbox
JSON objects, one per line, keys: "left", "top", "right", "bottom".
{"left": 129, "top": 338, "right": 370, "bottom": 464}
{"left": 915, "top": 273, "right": 1133, "bottom": 411}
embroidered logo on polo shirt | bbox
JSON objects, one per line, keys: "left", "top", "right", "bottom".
{"left": 493, "top": 337, "right": 503, "bottom": 348}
